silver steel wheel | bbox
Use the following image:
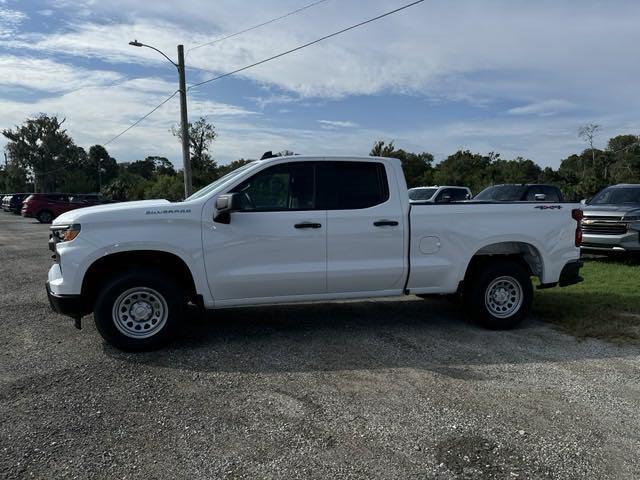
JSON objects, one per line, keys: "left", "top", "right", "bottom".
{"left": 112, "top": 287, "right": 168, "bottom": 339}
{"left": 484, "top": 276, "right": 523, "bottom": 318}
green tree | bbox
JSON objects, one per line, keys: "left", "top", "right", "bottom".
{"left": 370, "top": 140, "right": 434, "bottom": 187}
{"left": 103, "top": 171, "right": 146, "bottom": 201}
{"left": 172, "top": 117, "right": 218, "bottom": 188}
{"left": 607, "top": 134, "right": 640, "bottom": 184}
{"left": 216, "top": 158, "right": 253, "bottom": 178}
{"left": 434, "top": 150, "right": 494, "bottom": 194}
{"left": 2, "top": 114, "right": 77, "bottom": 192}
{"left": 88, "top": 145, "right": 118, "bottom": 192}
{"left": 491, "top": 157, "right": 542, "bottom": 184}
{"left": 0, "top": 154, "right": 29, "bottom": 192}
{"left": 143, "top": 175, "right": 184, "bottom": 201}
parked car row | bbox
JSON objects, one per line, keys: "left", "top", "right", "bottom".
{"left": 1, "top": 192, "right": 111, "bottom": 223}
{"left": 407, "top": 183, "right": 564, "bottom": 204}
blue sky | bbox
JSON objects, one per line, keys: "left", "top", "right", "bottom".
{"left": 1, "top": 0, "right": 639, "bottom": 169}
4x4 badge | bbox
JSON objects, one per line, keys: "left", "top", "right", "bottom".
{"left": 534, "top": 205, "right": 562, "bottom": 210}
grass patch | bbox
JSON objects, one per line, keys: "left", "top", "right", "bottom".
{"left": 533, "top": 256, "right": 640, "bottom": 344}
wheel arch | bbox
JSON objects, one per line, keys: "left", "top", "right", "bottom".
{"left": 81, "top": 250, "right": 198, "bottom": 310}
{"left": 461, "top": 241, "right": 544, "bottom": 289}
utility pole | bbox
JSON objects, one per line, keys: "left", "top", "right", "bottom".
{"left": 177, "top": 45, "right": 193, "bottom": 198}
{"left": 129, "top": 40, "right": 192, "bottom": 198}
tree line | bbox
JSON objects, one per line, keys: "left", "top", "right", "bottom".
{"left": 2, "top": 114, "right": 639, "bottom": 201}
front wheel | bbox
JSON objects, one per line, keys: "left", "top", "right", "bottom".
{"left": 37, "top": 210, "right": 54, "bottom": 223}
{"left": 464, "top": 260, "right": 533, "bottom": 329}
{"left": 94, "top": 270, "right": 184, "bottom": 351}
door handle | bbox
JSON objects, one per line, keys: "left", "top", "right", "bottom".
{"left": 373, "top": 220, "right": 399, "bottom": 227}
{"left": 294, "top": 222, "right": 322, "bottom": 229}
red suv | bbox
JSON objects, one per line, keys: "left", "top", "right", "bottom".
{"left": 21, "top": 193, "right": 107, "bottom": 223}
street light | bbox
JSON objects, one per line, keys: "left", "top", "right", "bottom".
{"left": 129, "top": 39, "right": 193, "bottom": 198}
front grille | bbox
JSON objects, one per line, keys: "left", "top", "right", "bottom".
{"left": 581, "top": 223, "right": 627, "bottom": 235}
{"left": 584, "top": 215, "right": 623, "bottom": 221}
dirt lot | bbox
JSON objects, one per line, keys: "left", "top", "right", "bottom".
{"left": 1, "top": 212, "right": 639, "bottom": 479}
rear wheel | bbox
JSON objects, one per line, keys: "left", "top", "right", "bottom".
{"left": 37, "top": 210, "right": 54, "bottom": 223}
{"left": 94, "top": 270, "right": 184, "bottom": 351}
{"left": 464, "top": 260, "right": 532, "bottom": 329}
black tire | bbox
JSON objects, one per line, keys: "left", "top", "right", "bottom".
{"left": 37, "top": 210, "right": 54, "bottom": 223}
{"left": 93, "top": 269, "right": 185, "bottom": 351}
{"left": 464, "top": 260, "right": 533, "bottom": 329}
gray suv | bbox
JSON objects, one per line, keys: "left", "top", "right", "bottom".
{"left": 580, "top": 184, "right": 640, "bottom": 253}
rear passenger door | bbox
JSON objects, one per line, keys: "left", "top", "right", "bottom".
{"left": 318, "top": 161, "right": 406, "bottom": 294}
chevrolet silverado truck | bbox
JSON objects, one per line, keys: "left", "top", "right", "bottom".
{"left": 46, "top": 156, "right": 583, "bottom": 351}
{"left": 580, "top": 184, "right": 640, "bottom": 253}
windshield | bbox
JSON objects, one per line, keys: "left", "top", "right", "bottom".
{"left": 474, "top": 185, "right": 527, "bottom": 201}
{"left": 408, "top": 188, "right": 437, "bottom": 201}
{"left": 589, "top": 187, "right": 640, "bottom": 205}
{"left": 184, "top": 162, "right": 256, "bottom": 201}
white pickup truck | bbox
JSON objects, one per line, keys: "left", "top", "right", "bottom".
{"left": 46, "top": 156, "right": 583, "bottom": 350}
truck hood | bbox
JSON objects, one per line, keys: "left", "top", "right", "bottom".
{"left": 53, "top": 199, "right": 171, "bottom": 224}
{"left": 582, "top": 204, "right": 640, "bottom": 215}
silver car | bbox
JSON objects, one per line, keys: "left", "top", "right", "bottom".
{"left": 580, "top": 184, "right": 640, "bottom": 253}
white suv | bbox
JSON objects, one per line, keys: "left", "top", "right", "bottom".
{"left": 408, "top": 186, "right": 472, "bottom": 203}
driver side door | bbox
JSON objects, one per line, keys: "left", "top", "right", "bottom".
{"left": 202, "top": 161, "right": 327, "bottom": 304}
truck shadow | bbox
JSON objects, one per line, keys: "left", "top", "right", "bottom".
{"left": 106, "top": 296, "right": 639, "bottom": 375}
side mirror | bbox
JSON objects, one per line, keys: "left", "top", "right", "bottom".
{"left": 534, "top": 193, "right": 546, "bottom": 201}
{"left": 214, "top": 193, "right": 241, "bottom": 224}
{"left": 580, "top": 199, "right": 587, "bottom": 205}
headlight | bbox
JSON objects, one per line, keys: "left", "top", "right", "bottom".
{"left": 51, "top": 224, "right": 82, "bottom": 243}
{"left": 624, "top": 215, "right": 640, "bottom": 222}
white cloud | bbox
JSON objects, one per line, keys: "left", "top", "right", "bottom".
{"left": 507, "top": 99, "right": 577, "bottom": 117}
{"left": 318, "top": 119, "right": 358, "bottom": 129}
{"left": 0, "top": 7, "right": 26, "bottom": 38}
{"left": 0, "top": 55, "right": 123, "bottom": 92}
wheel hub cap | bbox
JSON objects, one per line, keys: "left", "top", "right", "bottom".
{"left": 493, "top": 288, "right": 509, "bottom": 304}
{"left": 112, "top": 287, "right": 168, "bottom": 339}
{"left": 130, "top": 301, "right": 153, "bottom": 321}
{"left": 484, "top": 276, "right": 523, "bottom": 318}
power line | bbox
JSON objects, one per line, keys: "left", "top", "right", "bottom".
{"left": 103, "top": 0, "right": 424, "bottom": 145}
{"left": 104, "top": 90, "right": 180, "bottom": 146}
{"left": 187, "top": 0, "right": 330, "bottom": 53}
{"left": 188, "top": 0, "right": 425, "bottom": 91}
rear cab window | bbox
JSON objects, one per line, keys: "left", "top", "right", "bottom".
{"left": 317, "top": 161, "right": 389, "bottom": 210}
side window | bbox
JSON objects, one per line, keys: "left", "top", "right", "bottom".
{"left": 524, "top": 186, "right": 544, "bottom": 202}
{"left": 230, "top": 162, "right": 315, "bottom": 211}
{"left": 318, "top": 161, "right": 389, "bottom": 210}
{"left": 541, "top": 186, "right": 560, "bottom": 202}
{"left": 437, "top": 188, "right": 468, "bottom": 202}
{"left": 451, "top": 189, "right": 470, "bottom": 201}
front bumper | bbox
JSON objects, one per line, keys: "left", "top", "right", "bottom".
{"left": 46, "top": 281, "right": 88, "bottom": 319}
{"left": 581, "top": 230, "right": 640, "bottom": 252}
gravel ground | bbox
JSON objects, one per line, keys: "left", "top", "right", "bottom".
{"left": 1, "top": 212, "right": 639, "bottom": 479}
